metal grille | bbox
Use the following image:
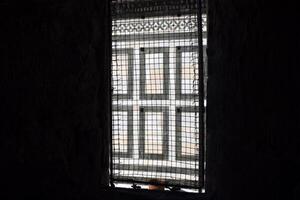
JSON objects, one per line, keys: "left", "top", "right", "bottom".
{"left": 110, "top": 0, "right": 206, "bottom": 190}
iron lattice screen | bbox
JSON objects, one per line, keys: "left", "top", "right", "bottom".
{"left": 110, "top": 0, "right": 206, "bottom": 190}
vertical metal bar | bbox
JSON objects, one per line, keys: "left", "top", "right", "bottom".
{"left": 109, "top": 0, "right": 114, "bottom": 187}
{"left": 197, "top": 0, "right": 205, "bottom": 191}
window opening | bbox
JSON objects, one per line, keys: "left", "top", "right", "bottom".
{"left": 110, "top": 0, "right": 207, "bottom": 192}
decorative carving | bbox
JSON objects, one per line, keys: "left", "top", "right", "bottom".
{"left": 113, "top": 15, "right": 198, "bottom": 35}
{"left": 111, "top": 0, "right": 206, "bottom": 18}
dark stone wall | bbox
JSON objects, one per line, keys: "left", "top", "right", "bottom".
{"left": 0, "top": 0, "right": 110, "bottom": 198}
{"left": 207, "top": 1, "right": 300, "bottom": 200}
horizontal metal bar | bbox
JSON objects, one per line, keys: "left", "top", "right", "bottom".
{"left": 112, "top": 32, "right": 206, "bottom": 41}
{"left": 113, "top": 164, "right": 198, "bottom": 175}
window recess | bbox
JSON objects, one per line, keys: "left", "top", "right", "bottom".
{"left": 110, "top": 0, "right": 207, "bottom": 192}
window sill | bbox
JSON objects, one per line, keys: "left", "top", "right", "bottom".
{"left": 103, "top": 187, "right": 207, "bottom": 200}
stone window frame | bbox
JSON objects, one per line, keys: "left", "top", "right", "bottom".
{"left": 175, "top": 106, "right": 199, "bottom": 161}
{"left": 140, "top": 47, "right": 170, "bottom": 100}
{"left": 112, "top": 48, "right": 134, "bottom": 100}
{"left": 138, "top": 106, "right": 169, "bottom": 160}
{"left": 176, "top": 46, "right": 199, "bottom": 100}
{"left": 112, "top": 105, "right": 134, "bottom": 158}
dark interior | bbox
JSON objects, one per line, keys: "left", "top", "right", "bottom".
{"left": 1, "top": 0, "right": 300, "bottom": 199}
